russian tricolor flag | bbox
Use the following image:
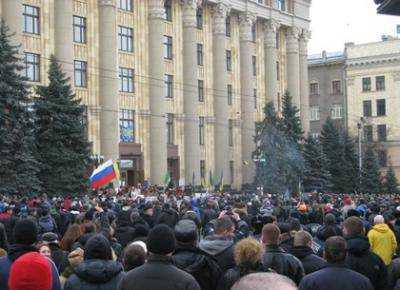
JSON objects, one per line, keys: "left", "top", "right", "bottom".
{"left": 90, "top": 160, "right": 119, "bottom": 189}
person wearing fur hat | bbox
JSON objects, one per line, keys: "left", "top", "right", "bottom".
{"left": 64, "top": 234, "right": 124, "bottom": 290}
{"left": 118, "top": 224, "right": 200, "bottom": 290}
{"left": 0, "top": 219, "right": 61, "bottom": 290}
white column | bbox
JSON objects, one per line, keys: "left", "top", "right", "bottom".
{"left": 239, "top": 12, "right": 256, "bottom": 185}
{"left": 148, "top": 0, "right": 167, "bottom": 185}
{"left": 2, "top": 0, "right": 22, "bottom": 48}
{"left": 264, "top": 19, "right": 280, "bottom": 109}
{"left": 212, "top": 2, "right": 230, "bottom": 185}
{"left": 299, "top": 30, "right": 311, "bottom": 134}
{"left": 54, "top": 0, "right": 74, "bottom": 82}
{"left": 98, "top": 0, "right": 119, "bottom": 161}
{"left": 286, "top": 26, "right": 301, "bottom": 109}
{"left": 181, "top": 0, "right": 200, "bottom": 185}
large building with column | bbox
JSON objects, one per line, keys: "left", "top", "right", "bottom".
{"left": 0, "top": 0, "right": 311, "bottom": 189}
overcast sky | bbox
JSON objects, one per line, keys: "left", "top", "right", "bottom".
{"left": 309, "top": 0, "right": 400, "bottom": 55}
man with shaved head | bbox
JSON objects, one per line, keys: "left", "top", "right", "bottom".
{"left": 232, "top": 273, "right": 297, "bottom": 290}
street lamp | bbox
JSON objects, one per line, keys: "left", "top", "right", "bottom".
{"left": 357, "top": 117, "right": 364, "bottom": 179}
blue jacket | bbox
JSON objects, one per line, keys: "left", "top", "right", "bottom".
{"left": 0, "top": 248, "right": 61, "bottom": 290}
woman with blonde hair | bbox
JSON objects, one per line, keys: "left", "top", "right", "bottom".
{"left": 218, "top": 238, "right": 268, "bottom": 290}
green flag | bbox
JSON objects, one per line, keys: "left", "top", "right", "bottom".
{"left": 163, "top": 171, "right": 171, "bottom": 185}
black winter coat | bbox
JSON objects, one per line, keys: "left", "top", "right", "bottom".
{"left": 345, "top": 236, "right": 388, "bottom": 290}
{"left": 118, "top": 254, "right": 200, "bottom": 290}
{"left": 299, "top": 264, "right": 374, "bottom": 290}
{"left": 64, "top": 259, "right": 124, "bottom": 290}
{"left": 173, "top": 244, "right": 221, "bottom": 290}
{"left": 261, "top": 245, "right": 304, "bottom": 284}
{"left": 217, "top": 262, "right": 266, "bottom": 290}
{"left": 199, "top": 235, "right": 235, "bottom": 273}
{"left": 290, "top": 246, "right": 326, "bottom": 274}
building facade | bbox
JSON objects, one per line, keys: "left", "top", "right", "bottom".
{"left": 346, "top": 39, "right": 400, "bottom": 178}
{"left": 308, "top": 51, "right": 346, "bottom": 138}
{"left": 0, "top": 0, "right": 311, "bottom": 188}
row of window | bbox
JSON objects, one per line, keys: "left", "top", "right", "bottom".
{"left": 362, "top": 76, "right": 385, "bottom": 92}
{"left": 363, "top": 99, "right": 386, "bottom": 117}
{"left": 363, "top": 124, "right": 387, "bottom": 142}
{"left": 310, "top": 80, "right": 342, "bottom": 95}
{"left": 309, "top": 104, "right": 344, "bottom": 121}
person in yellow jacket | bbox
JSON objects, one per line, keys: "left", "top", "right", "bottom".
{"left": 367, "top": 215, "right": 397, "bottom": 265}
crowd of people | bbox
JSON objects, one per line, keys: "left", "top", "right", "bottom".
{"left": 0, "top": 186, "right": 399, "bottom": 290}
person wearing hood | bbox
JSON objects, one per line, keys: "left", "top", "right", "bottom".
{"left": 64, "top": 234, "right": 124, "bottom": 290}
{"left": 343, "top": 216, "right": 387, "bottom": 290}
{"left": 0, "top": 219, "right": 61, "bottom": 290}
{"left": 290, "top": 231, "right": 326, "bottom": 275}
{"left": 199, "top": 216, "right": 236, "bottom": 273}
{"left": 114, "top": 210, "right": 136, "bottom": 248}
{"left": 173, "top": 219, "right": 221, "bottom": 290}
{"left": 368, "top": 215, "right": 397, "bottom": 265}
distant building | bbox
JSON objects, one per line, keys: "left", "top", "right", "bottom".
{"left": 307, "top": 51, "right": 346, "bottom": 139}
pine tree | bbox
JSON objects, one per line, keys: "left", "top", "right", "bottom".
{"left": 341, "top": 131, "right": 360, "bottom": 193}
{"left": 302, "top": 136, "right": 331, "bottom": 192}
{"left": 360, "top": 145, "right": 382, "bottom": 194}
{"left": 35, "top": 56, "right": 90, "bottom": 196}
{"left": 0, "top": 22, "right": 41, "bottom": 194}
{"left": 281, "top": 90, "right": 304, "bottom": 143}
{"left": 384, "top": 165, "right": 399, "bottom": 194}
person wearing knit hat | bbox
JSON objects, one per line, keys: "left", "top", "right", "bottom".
{"left": 9, "top": 252, "right": 52, "bottom": 290}
{"left": 119, "top": 224, "right": 200, "bottom": 290}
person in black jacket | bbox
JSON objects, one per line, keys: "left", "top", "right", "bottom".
{"left": 261, "top": 223, "right": 304, "bottom": 285}
{"left": 299, "top": 236, "right": 373, "bottom": 290}
{"left": 118, "top": 224, "right": 200, "bottom": 290}
{"left": 290, "top": 231, "right": 326, "bottom": 275}
{"left": 64, "top": 234, "right": 125, "bottom": 290}
{"left": 199, "top": 216, "right": 236, "bottom": 273}
{"left": 115, "top": 210, "right": 136, "bottom": 248}
{"left": 342, "top": 216, "right": 388, "bottom": 290}
{"left": 173, "top": 219, "right": 221, "bottom": 290}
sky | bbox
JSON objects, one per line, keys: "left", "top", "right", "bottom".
{"left": 309, "top": 0, "right": 400, "bottom": 55}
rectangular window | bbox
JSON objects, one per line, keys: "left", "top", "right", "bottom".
{"left": 164, "top": 0, "right": 172, "bottom": 22}
{"left": 277, "top": 0, "right": 286, "bottom": 11}
{"left": 199, "top": 116, "right": 205, "bottom": 145}
{"left": 331, "top": 104, "right": 343, "bottom": 119}
{"left": 167, "top": 113, "right": 174, "bottom": 145}
{"left": 200, "top": 160, "right": 206, "bottom": 179}
{"left": 23, "top": 5, "right": 40, "bottom": 34}
{"left": 332, "top": 80, "right": 342, "bottom": 94}
{"left": 226, "top": 50, "right": 232, "bottom": 71}
{"left": 24, "top": 52, "right": 40, "bottom": 82}
{"left": 311, "top": 133, "right": 320, "bottom": 140}
{"left": 310, "top": 83, "right": 319, "bottom": 95}
{"left": 119, "top": 109, "right": 135, "bottom": 142}
{"left": 164, "top": 74, "right": 174, "bottom": 98}
{"left": 119, "top": 67, "right": 134, "bottom": 93}
{"left": 309, "top": 106, "right": 320, "bottom": 121}
{"left": 226, "top": 16, "right": 231, "bottom": 37}
{"left": 229, "top": 160, "right": 234, "bottom": 184}
{"left": 118, "top": 0, "right": 133, "bottom": 11}
{"left": 252, "top": 56, "right": 257, "bottom": 76}
{"left": 363, "top": 100, "right": 372, "bottom": 117}
{"left": 198, "top": 80, "right": 204, "bottom": 102}
{"left": 118, "top": 26, "right": 133, "bottom": 52}
{"left": 377, "top": 99, "right": 386, "bottom": 116}
{"left": 364, "top": 125, "right": 373, "bottom": 142}
{"left": 376, "top": 76, "right": 385, "bottom": 91}
{"left": 362, "top": 77, "right": 371, "bottom": 92}
{"left": 378, "top": 150, "right": 388, "bottom": 167}
{"left": 254, "top": 89, "right": 257, "bottom": 109}
{"left": 196, "top": 8, "right": 203, "bottom": 29}
{"left": 276, "top": 31, "right": 280, "bottom": 49}
{"left": 228, "top": 119, "right": 233, "bottom": 146}
{"left": 252, "top": 23, "right": 256, "bottom": 42}
{"left": 277, "top": 61, "right": 280, "bottom": 81}
{"left": 73, "top": 16, "right": 86, "bottom": 43}
{"left": 164, "top": 35, "right": 173, "bottom": 59}
{"left": 377, "top": 124, "right": 387, "bottom": 142}
{"left": 227, "top": 84, "right": 233, "bottom": 106}
{"left": 74, "top": 60, "right": 87, "bottom": 88}
{"left": 197, "top": 43, "right": 203, "bottom": 66}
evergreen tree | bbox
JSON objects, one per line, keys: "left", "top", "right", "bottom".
{"left": 341, "top": 131, "right": 360, "bottom": 192}
{"left": 35, "top": 56, "right": 90, "bottom": 196}
{"left": 302, "top": 136, "right": 331, "bottom": 192}
{"left": 281, "top": 90, "right": 304, "bottom": 143}
{"left": 360, "top": 145, "right": 382, "bottom": 194}
{"left": 384, "top": 165, "right": 399, "bottom": 194}
{"left": 0, "top": 22, "right": 41, "bottom": 194}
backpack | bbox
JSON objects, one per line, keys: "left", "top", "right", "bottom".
{"left": 183, "top": 254, "right": 222, "bottom": 290}
{"left": 38, "top": 216, "right": 55, "bottom": 233}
